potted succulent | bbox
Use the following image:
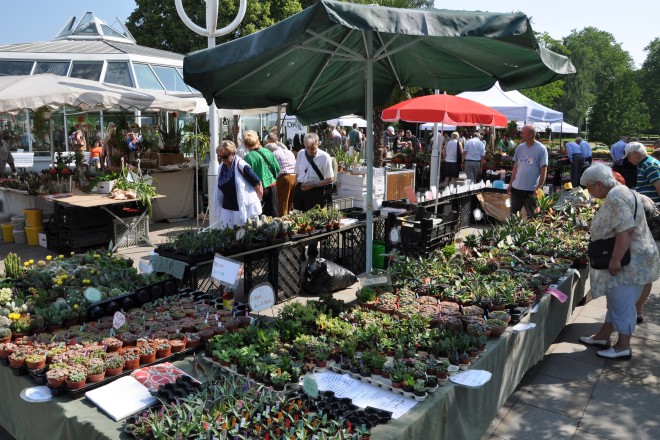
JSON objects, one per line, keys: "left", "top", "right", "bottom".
{"left": 155, "top": 341, "right": 171, "bottom": 359}
{"left": 0, "top": 342, "right": 16, "bottom": 358}
{"left": 0, "top": 327, "right": 11, "bottom": 344}
{"left": 46, "top": 364, "right": 69, "bottom": 387}
{"left": 8, "top": 350, "right": 27, "bottom": 368}
{"left": 139, "top": 345, "right": 156, "bottom": 364}
{"left": 270, "top": 370, "right": 292, "bottom": 391}
{"left": 123, "top": 349, "right": 140, "bottom": 370}
{"left": 414, "top": 379, "right": 427, "bottom": 400}
{"left": 66, "top": 368, "right": 87, "bottom": 390}
{"left": 105, "top": 355, "right": 124, "bottom": 377}
{"left": 86, "top": 358, "right": 106, "bottom": 383}
{"left": 169, "top": 338, "right": 186, "bottom": 353}
{"left": 25, "top": 352, "right": 46, "bottom": 370}
{"left": 101, "top": 337, "right": 123, "bottom": 352}
{"left": 402, "top": 374, "right": 415, "bottom": 398}
{"left": 487, "top": 318, "right": 508, "bottom": 337}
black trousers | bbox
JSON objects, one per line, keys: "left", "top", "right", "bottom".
{"left": 570, "top": 153, "right": 584, "bottom": 187}
{"left": 510, "top": 187, "right": 537, "bottom": 217}
{"left": 292, "top": 183, "right": 327, "bottom": 211}
{"left": 262, "top": 185, "right": 278, "bottom": 217}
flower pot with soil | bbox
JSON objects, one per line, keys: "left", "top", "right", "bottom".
{"left": 66, "top": 369, "right": 87, "bottom": 390}
{"left": 105, "top": 355, "right": 124, "bottom": 376}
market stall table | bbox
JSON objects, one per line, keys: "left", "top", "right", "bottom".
{"left": 0, "top": 269, "right": 588, "bottom": 440}
{"left": 49, "top": 192, "right": 164, "bottom": 251}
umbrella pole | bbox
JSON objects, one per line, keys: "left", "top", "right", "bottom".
{"left": 435, "top": 123, "right": 444, "bottom": 213}
{"left": 430, "top": 90, "right": 440, "bottom": 210}
{"left": 365, "top": 32, "right": 374, "bottom": 274}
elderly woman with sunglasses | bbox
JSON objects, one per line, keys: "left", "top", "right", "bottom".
{"left": 579, "top": 163, "right": 660, "bottom": 360}
{"left": 214, "top": 140, "right": 264, "bottom": 228}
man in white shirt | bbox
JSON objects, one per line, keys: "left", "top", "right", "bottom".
{"left": 265, "top": 133, "right": 297, "bottom": 216}
{"left": 462, "top": 133, "right": 486, "bottom": 183}
{"left": 507, "top": 124, "right": 548, "bottom": 217}
{"left": 293, "top": 132, "right": 334, "bottom": 212}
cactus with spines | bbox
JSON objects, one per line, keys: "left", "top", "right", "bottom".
{"left": 3, "top": 253, "right": 22, "bottom": 279}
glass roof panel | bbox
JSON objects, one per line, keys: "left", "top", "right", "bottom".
{"left": 0, "top": 61, "right": 34, "bottom": 76}
{"left": 134, "top": 63, "right": 163, "bottom": 90}
{"left": 105, "top": 62, "right": 133, "bottom": 87}
{"left": 34, "top": 61, "right": 69, "bottom": 76}
{"left": 152, "top": 65, "right": 190, "bottom": 92}
{"left": 100, "top": 24, "right": 125, "bottom": 39}
{"left": 72, "top": 12, "right": 99, "bottom": 35}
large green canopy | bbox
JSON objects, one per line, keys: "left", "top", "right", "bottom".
{"left": 183, "top": 0, "right": 574, "bottom": 125}
{"left": 183, "top": 0, "right": 575, "bottom": 273}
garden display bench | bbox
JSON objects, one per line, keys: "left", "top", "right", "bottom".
{"left": 0, "top": 269, "right": 589, "bottom": 440}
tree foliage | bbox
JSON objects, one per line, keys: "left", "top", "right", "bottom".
{"left": 520, "top": 32, "right": 567, "bottom": 108}
{"left": 588, "top": 70, "right": 649, "bottom": 145}
{"left": 555, "top": 27, "right": 633, "bottom": 129}
{"left": 125, "top": 0, "right": 308, "bottom": 55}
{"left": 638, "top": 38, "right": 660, "bottom": 133}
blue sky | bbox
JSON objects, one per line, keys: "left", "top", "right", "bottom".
{"left": 1, "top": 0, "right": 657, "bottom": 67}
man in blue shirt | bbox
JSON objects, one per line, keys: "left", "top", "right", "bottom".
{"left": 577, "top": 137, "right": 592, "bottom": 165}
{"left": 611, "top": 136, "right": 628, "bottom": 166}
{"left": 565, "top": 140, "right": 583, "bottom": 188}
{"left": 507, "top": 124, "right": 548, "bottom": 217}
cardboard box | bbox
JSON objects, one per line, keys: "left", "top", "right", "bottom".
{"left": 96, "top": 180, "right": 115, "bottom": 194}
{"left": 38, "top": 232, "right": 47, "bottom": 248}
{"left": 158, "top": 153, "right": 185, "bottom": 167}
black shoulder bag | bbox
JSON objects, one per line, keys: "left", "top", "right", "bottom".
{"left": 306, "top": 152, "right": 332, "bottom": 207}
{"left": 587, "top": 189, "right": 637, "bottom": 270}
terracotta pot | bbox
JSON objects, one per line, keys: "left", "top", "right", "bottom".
{"left": 66, "top": 379, "right": 87, "bottom": 390}
{"left": 140, "top": 352, "right": 156, "bottom": 365}
{"left": 47, "top": 377, "right": 65, "bottom": 388}
{"left": 170, "top": 342, "right": 186, "bottom": 353}
{"left": 186, "top": 339, "right": 201, "bottom": 349}
{"left": 9, "top": 358, "right": 25, "bottom": 368}
{"left": 11, "top": 332, "right": 29, "bottom": 341}
{"left": 156, "top": 347, "right": 171, "bottom": 359}
{"left": 26, "top": 360, "right": 46, "bottom": 370}
{"left": 0, "top": 336, "right": 10, "bottom": 344}
{"left": 124, "top": 358, "right": 140, "bottom": 370}
{"left": 87, "top": 372, "right": 106, "bottom": 383}
{"left": 105, "top": 366, "right": 123, "bottom": 377}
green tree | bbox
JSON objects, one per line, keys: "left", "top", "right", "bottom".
{"left": 520, "top": 33, "right": 567, "bottom": 108}
{"left": 588, "top": 70, "right": 650, "bottom": 145}
{"left": 125, "top": 0, "right": 306, "bottom": 55}
{"left": 556, "top": 27, "right": 634, "bottom": 129}
{"left": 638, "top": 38, "right": 660, "bottom": 133}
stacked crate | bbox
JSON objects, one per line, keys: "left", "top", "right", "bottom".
{"left": 337, "top": 169, "right": 385, "bottom": 209}
{"left": 47, "top": 204, "right": 113, "bottom": 253}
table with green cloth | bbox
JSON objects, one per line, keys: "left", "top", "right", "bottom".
{"left": 0, "top": 269, "right": 588, "bottom": 440}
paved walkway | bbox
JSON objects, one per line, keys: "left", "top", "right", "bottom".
{"left": 481, "top": 285, "right": 660, "bottom": 440}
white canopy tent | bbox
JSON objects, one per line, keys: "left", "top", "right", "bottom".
{"left": 326, "top": 115, "right": 367, "bottom": 128}
{"left": 458, "top": 82, "right": 563, "bottom": 123}
{"left": 516, "top": 121, "right": 579, "bottom": 134}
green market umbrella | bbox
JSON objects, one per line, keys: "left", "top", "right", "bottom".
{"left": 183, "top": 0, "right": 574, "bottom": 271}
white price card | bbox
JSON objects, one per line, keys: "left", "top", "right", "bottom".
{"left": 248, "top": 283, "right": 276, "bottom": 313}
{"left": 211, "top": 254, "right": 243, "bottom": 289}
{"left": 113, "top": 311, "right": 126, "bottom": 329}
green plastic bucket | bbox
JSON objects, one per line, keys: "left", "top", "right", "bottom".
{"left": 372, "top": 240, "right": 386, "bottom": 269}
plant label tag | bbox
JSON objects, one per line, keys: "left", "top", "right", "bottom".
{"left": 546, "top": 288, "right": 568, "bottom": 303}
{"left": 235, "top": 228, "right": 246, "bottom": 241}
{"left": 248, "top": 283, "right": 275, "bottom": 313}
{"left": 506, "top": 235, "right": 513, "bottom": 245}
{"left": 112, "top": 311, "right": 126, "bottom": 329}
{"left": 211, "top": 254, "right": 243, "bottom": 289}
{"left": 109, "top": 328, "right": 116, "bottom": 337}
{"left": 303, "top": 374, "right": 319, "bottom": 399}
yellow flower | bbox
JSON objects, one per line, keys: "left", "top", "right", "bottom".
{"left": 89, "top": 269, "right": 95, "bottom": 275}
{"left": 23, "top": 262, "right": 29, "bottom": 267}
{"left": 46, "top": 255, "right": 52, "bottom": 261}
{"left": 70, "top": 252, "right": 75, "bottom": 256}
{"left": 94, "top": 254, "right": 100, "bottom": 259}
{"left": 82, "top": 279, "right": 90, "bottom": 284}
{"left": 73, "top": 304, "right": 79, "bottom": 310}
{"left": 37, "top": 260, "right": 46, "bottom": 267}
{"left": 56, "top": 280, "right": 63, "bottom": 286}
{"left": 29, "top": 259, "right": 34, "bottom": 264}
{"left": 58, "top": 255, "right": 64, "bottom": 259}
{"left": 61, "top": 275, "right": 68, "bottom": 280}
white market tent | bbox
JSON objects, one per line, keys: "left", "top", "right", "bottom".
{"left": 327, "top": 115, "right": 367, "bottom": 128}
{"left": 458, "top": 82, "right": 563, "bottom": 123}
{"left": 516, "top": 120, "right": 579, "bottom": 134}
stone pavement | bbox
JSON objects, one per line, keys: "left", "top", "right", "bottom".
{"left": 481, "top": 285, "right": 660, "bottom": 440}
{"left": 1, "top": 221, "right": 659, "bottom": 440}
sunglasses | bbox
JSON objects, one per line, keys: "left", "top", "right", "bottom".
{"left": 218, "top": 153, "right": 231, "bottom": 160}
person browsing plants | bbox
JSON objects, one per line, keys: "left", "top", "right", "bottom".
{"left": 214, "top": 140, "right": 263, "bottom": 228}
{"left": 507, "top": 124, "right": 548, "bottom": 217}
{"left": 579, "top": 163, "right": 659, "bottom": 360}
{"left": 242, "top": 130, "right": 280, "bottom": 217}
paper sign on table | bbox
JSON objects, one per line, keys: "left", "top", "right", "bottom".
{"left": 85, "top": 376, "right": 157, "bottom": 421}
{"left": 449, "top": 370, "right": 492, "bottom": 389}
{"left": 404, "top": 186, "right": 417, "bottom": 204}
{"left": 511, "top": 322, "right": 536, "bottom": 333}
{"left": 313, "top": 371, "right": 417, "bottom": 419}
{"left": 546, "top": 287, "right": 568, "bottom": 303}
{"left": 113, "top": 311, "right": 126, "bottom": 329}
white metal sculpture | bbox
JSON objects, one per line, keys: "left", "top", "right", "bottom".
{"left": 175, "top": 0, "right": 248, "bottom": 227}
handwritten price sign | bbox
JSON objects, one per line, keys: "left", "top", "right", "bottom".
{"left": 211, "top": 254, "right": 243, "bottom": 289}
{"left": 248, "top": 283, "right": 276, "bottom": 313}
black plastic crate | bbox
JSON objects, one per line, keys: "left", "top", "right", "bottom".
{"left": 53, "top": 204, "right": 113, "bottom": 230}
{"left": 399, "top": 210, "right": 458, "bottom": 246}
{"left": 381, "top": 199, "right": 415, "bottom": 212}
{"left": 340, "top": 207, "right": 381, "bottom": 221}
